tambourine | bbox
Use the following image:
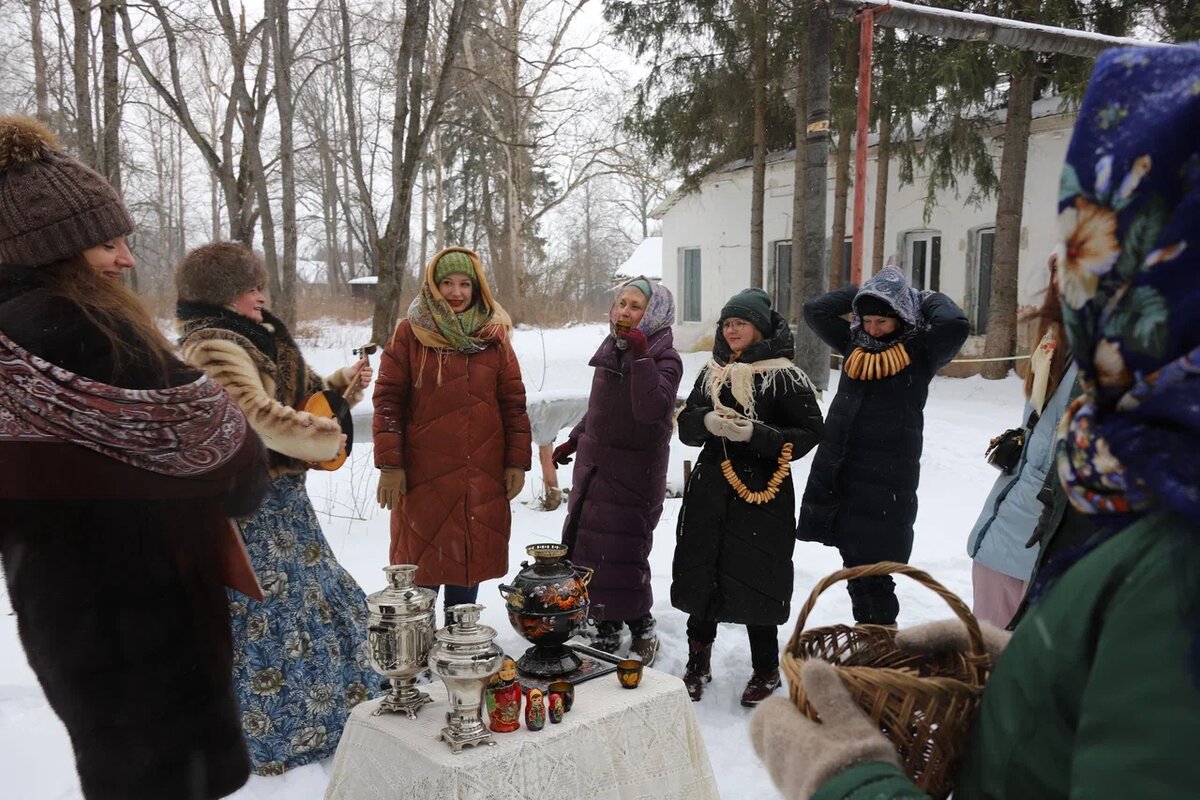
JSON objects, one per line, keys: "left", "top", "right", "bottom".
{"left": 303, "top": 343, "right": 377, "bottom": 471}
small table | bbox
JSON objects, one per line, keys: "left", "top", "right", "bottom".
{"left": 324, "top": 667, "right": 720, "bottom": 800}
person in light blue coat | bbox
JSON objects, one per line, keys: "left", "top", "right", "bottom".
{"left": 967, "top": 257, "right": 1078, "bottom": 627}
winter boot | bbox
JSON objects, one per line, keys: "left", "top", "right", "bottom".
{"left": 590, "top": 620, "right": 623, "bottom": 654}
{"left": 630, "top": 635, "right": 659, "bottom": 667}
{"left": 740, "top": 668, "right": 781, "bottom": 707}
{"left": 682, "top": 639, "right": 713, "bottom": 701}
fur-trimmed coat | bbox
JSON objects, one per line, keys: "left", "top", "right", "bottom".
{"left": 177, "top": 303, "right": 363, "bottom": 477}
{"left": 0, "top": 267, "right": 269, "bottom": 800}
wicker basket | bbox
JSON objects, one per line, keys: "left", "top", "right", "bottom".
{"left": 781, "top": 562, "right": 989, "bottom": 799}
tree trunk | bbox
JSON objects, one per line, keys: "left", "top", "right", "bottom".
{"left": 798, "top": 0, "right": 833, "bottom": 391}
{"left": 749, "top": 0, "right": 769, "bottom": 289}
{"left": 99, "top": 0, "right": 120, "bottom": 188}
{"left": 267, "top": 0, "right": 298, "bottom": 324}
{"left": 69, "top": 0, "right": 97, "bottom": 167}
{"left": 29, "top": 0, "right": 50, "bottom": 123}
{"left": 829, "top": 30, "right": 858, "bottom": 289}
{"left": 789, "top": 55, "right": 808, "bottom": 328}
{"left": 983, "top": 60, "right": 1035, "bottom": 380}
{"left": 871, "top": 109, "right": 891, "bottom": 273}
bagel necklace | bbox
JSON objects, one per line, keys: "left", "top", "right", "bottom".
{"left": 721, "top": 438, "right": 794, "bottom": 505}
{"left": 843, "top": 342, "right": 910, "bottom": 381}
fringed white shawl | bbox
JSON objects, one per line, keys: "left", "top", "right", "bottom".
{"left": 700, "top": 357, "right": 816, "bottom": 422}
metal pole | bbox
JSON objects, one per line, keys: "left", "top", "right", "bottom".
{"left": 850, "top": 6, "right": 886, "bottom": 287}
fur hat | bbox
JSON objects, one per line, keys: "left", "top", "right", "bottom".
{"left": 176, "top": 242, "right": 270, "bottom": 307}
{"left": 720, "top": 288, "right": 774, "bottom": 336}
{"left": 0, "top": 115, "right": 134, "bottom": 267}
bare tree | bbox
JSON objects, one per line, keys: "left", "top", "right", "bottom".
{"left": 28, "top": 0, "right": 51, "bottom": 122}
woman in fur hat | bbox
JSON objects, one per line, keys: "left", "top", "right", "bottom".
{"left": 554, "top": 276, "right": 683, "bottom": 665}
{"left": 373, "top": 247, "right": 531, "bottom": 623}
{"left": 673, "top": 288, "right": 824, "bottom": 706}
{"left": 0, "top": 116, "right": 269, "bottom": 799}
{"left": 752, "top": 43, "right": 1200, "bottom": 800}
{"left": 798, "top": 266, "right": 969, "bottom": 626}
{"left": 176, "top": 241, "right": 377, "bottom": 775}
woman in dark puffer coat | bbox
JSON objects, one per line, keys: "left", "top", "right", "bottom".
{"left": 556, "top": 277, "right": 682, "bottom": 666}
{"left": 798, "top": 266, "right": 968, "bottom": 626}
{"left": 0, "top": 116, "right": 269, "bottom": 800}
{"left": 673, "top": 289, "right": 824, "bottom": 707}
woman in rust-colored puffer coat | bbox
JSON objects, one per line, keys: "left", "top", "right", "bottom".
{"left": 374, "top": 247, "right": 531, "bottom": 623}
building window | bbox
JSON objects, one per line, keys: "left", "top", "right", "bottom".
{"left": 773, "top": 240, "right": 792, "bottom": 321}
{"left": 680, "top": 247, "right": 702, "bottom": 322}
{"left": 841, "top": 238, "right": 853, "bottom": 286}
{"left": 973, "top": 228, "right": 995, "bottom": 334}
{"left": 904, "top": 231, "right": 942, "bottom": 292}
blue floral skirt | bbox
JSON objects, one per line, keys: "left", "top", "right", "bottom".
{"left": 228, "top": 473, "right": 376, "bottom": 775}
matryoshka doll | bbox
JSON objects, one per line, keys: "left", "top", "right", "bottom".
{"left": 486, "top": 656, "right": 522, "bottom": 733}
{"left": 548, "top": 692, "right": 565, "bottom": 724}
{"left": 525, "top": 688, "right": 546, "bottom": 731}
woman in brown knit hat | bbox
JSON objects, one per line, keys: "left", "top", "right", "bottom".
{"left": 175, "top": 241, "right": 378, "bottom": 776}
{"left": 0, "top": 116, "right": 269, "bottom": 799}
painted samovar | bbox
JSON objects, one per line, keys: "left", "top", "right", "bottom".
{"left": 427, "top": 603, "right": 504, "bottom": 753}
{"left": 498, "top": 543, "right": 594, "bottom": 676}
{"left": 364, "top": 564, "right": 436, "bottom": 718}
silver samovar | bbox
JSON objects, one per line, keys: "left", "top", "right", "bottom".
{"left": 427, "top": 603, "right": 504, "bottom": 753}
{"left": 365, "top": 564, "right": 436, "bottom": 718}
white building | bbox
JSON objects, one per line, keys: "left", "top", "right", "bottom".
{"left": 614, "top": 235, "right": 664, "bottom": 280}
{"left": 652, "top": 97, "right": 1075, "bottom": 347}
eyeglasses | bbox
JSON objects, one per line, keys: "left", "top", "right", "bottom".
{"left": 722, "top": 320, "right": 750, "bottom": 332}
{"left": 353, "top": 343, "right": 379, "bottom": 356}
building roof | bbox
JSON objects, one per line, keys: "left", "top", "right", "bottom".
{"left": 650, "top": 94, "right": 1077, "bottom": 218}
{"left": 615, "top": 237, "right": 663, "bottom": 279}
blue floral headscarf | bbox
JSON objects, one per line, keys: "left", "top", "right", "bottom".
{"left": 1054, "top": 43, "right": 1200, "bottom": 519}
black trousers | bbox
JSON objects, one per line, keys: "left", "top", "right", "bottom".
{"left": 686, "top": 616, "right": 779, "bottom": 673}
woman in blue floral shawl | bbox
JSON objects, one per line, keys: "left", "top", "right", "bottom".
{"left": 751, "top": 43, "right": 1200, "bottom": 800}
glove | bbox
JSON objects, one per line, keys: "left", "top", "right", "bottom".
{"left": 722, "top": 417, "right": 754, "bottom": 443}
{"left": 703, "top": 410, "right": 725, "bottom": 437}
{"left": 376, "top": 467, "right": 406, "bottom": 510}
{"left": 621, "top": 327, "right": 649, "bottom": 358}
{"left": 894, "top": 618, "right": 1012, "bottom": 665}
{"left": 551, "top": 440, "right": 576, "bottom": 466}
{"left": 505, "top": 467, "right": 526, "bottom": 500}
{"left": 751, "top": 661, "right": 899, "bottom": 799}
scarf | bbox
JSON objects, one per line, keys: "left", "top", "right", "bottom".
{"left": 0, "top": 329, "right": 247, "bottom": 477}
{"left": 703, "top": 312, "right": 814, "bottom": 420}
{"left": 610, "top": 276, "right": 675, "bottom": 349}
{"left": 849, "top": 265, "right": 931, "bottom": 352}
{"left": 407, "top": 246, "right": 512, "bottom": 354}
{"left": 1054, "top": 44, "right": 1200, "bottom": 520}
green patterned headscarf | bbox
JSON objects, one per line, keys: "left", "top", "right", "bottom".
{"left": 407, "top": 247, "right": 511, "bottom": 355}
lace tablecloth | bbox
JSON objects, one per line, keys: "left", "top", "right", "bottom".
{"left": 324, "top": 667, "right": 720, "bottom": 800}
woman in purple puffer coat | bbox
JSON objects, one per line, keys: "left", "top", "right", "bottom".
{"left": 554, "top": 277, "right": 682, "bottom": 666}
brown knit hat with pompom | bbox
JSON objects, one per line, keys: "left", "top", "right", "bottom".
{"left": 0, "top": 115, "right": 133, "bottom": 267}
{"left": 176, "top": 241, "right": 270, "bottom": 307}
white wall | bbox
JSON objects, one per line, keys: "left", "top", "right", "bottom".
{"left": 659, "top": 112, "right": 1073, "bottom": 344}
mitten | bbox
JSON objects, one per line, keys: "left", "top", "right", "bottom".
{"left": 894, "top": 618, "right": 1011, "bottom": 664}
{"left": 551, "top": 440, "right": 576, "bottom": 466}
{"left": 505, "top": 467, "right": 526, "bottom": 500}
{"left": 722, "top": 417, "right": 754, "bottom": 442}
{"left": 751, "top": 661, "right": 899, "bottom": 799}
{"left": 703, "top": 410, "right": 725, "bottom": 437}
{"left": 376, "top": 467, "right": 407, "bottom": 510}
{"left": 622, "top": 328, "right": 649, "bottom": 358}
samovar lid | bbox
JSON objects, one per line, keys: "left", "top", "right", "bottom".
{"left": 435, "top": 603, "right": 499, "bottom": 646}
{"left": 366, "top": 564, "right": 436, "bottom": 615}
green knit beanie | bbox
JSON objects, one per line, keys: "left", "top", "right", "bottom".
{"left": 720, "top": 287, "right": 774, "bottom": 336}
{"left": 433, "top": 251, "right": 477, "bottom": 284}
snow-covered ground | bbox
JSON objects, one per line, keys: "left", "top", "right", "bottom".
{"left": 0, "top": 322, "right": 1022, "bottom": 800}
